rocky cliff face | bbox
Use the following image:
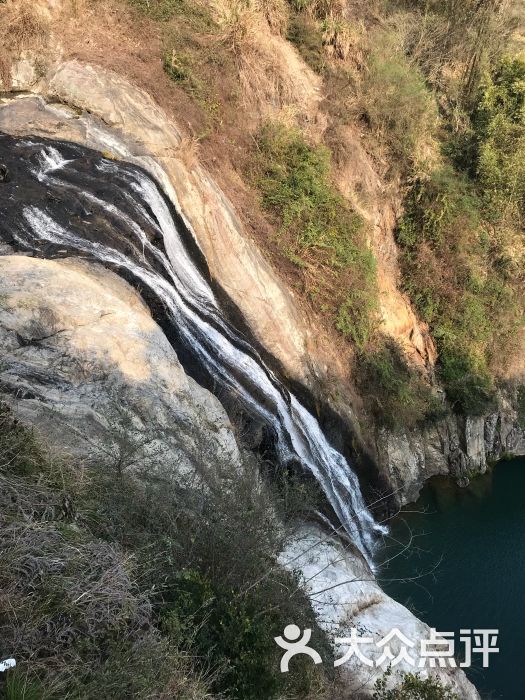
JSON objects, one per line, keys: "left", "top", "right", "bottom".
{"left": 0, "top": 38, "right": 519, "bottom": 700}
{"left": 3, "top": 57, "right": 523, "bottom": 511}
{"left": 377, "top": 401, "right": 525, "bottom": 507}
{"left": 0, "top": 255, "right": 239, "bottom": 476}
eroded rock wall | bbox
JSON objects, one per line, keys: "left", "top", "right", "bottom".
{"left": 377, "top": 404, "right": 525, "bottom": 507}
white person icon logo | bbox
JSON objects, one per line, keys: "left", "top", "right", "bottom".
{"left": 274, "top": 625, "right": 323, "bottom": 672}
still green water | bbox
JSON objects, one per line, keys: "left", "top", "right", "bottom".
{"left": 379, "top": 457, "right": 525, "bottom": 700}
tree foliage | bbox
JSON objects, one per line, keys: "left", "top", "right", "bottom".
{"left": 396, "top": 53, "right": 525, "bottom": 414}
{"left": 475, "top": 56, "right": 525, "bottom": 221}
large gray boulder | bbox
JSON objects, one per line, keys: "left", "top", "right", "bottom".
{"left": 0, "top": 255, "right": 240, "bottom": 476}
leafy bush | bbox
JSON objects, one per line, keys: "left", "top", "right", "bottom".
{"left": 336, "top": 290, "right": 380, "bottom": 351}
{"left": 396, "top": 167, "right": 481, "bottom": 253}
{"left": 373, "top": 670, "right": 459, "bottom": 700}
{"left": 356, "top": 339, "right": 443, "bottom": 429}
{"left": 438, "top": 348, "right": 496, "bottom": 416}
{"left": 251, "top": 121, "right": 378, "bottom": 347}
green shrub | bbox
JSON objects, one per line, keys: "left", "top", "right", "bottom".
{"left": 474, "top": 56, "right": 525, "bottom": 222}
{"left": 161, "top": 566, "right": 330, "bottom": 700}
{"left": 373, "top": 669, "right": 459, "bottom": 699}
{"left": 336, "top": 290, "right": 379, "bottom": 351}
{"left": 396, "top": 167, "right": 481, "bottom": 253}
{"left": 253, "top": 122, "right": 368, "bottom": 265}
{"left": 356, "top": 339, "right": 444, "bottom": 429}
{"left": 251, "top": 121, "right": 378, "bottom": 347}
{"left": 0, "top": 475, "right": 207, "bottom": 700}
{"left": 444, "top": 57, "right": 525, "bottom": 220}
{"left": 396, "top": 165, "right": 520, "bottom": 414}
{"left": 438, "top": 348, "right": 496, "bottom": 415}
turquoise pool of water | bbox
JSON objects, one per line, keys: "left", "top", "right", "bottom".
{"left": 379, "top": 457, "right": 525, "bottom": 700}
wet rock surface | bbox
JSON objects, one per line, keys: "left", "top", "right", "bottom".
{"left": 282, "top": 525, "right": 481, "bottom": 699}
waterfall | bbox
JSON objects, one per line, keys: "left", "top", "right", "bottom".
{"left": 0, "top": 134, "right": 386, "bottom": 564}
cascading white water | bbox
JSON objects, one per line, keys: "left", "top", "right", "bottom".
{"left": 9, "top": 140, "right": 386, "bottom": 564}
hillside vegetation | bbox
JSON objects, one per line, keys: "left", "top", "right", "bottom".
{"left": 391, "top": 3, "right": 525, "bottom": 415}
{"left": 116, "top": 0, "right": 524, "bottom": 425}
{"left": 0, "top": 406, "right": 336, "bottom": 700}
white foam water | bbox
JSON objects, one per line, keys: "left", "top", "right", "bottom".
{"left": 17, "top": 144, "right": 387, "bottom": 564}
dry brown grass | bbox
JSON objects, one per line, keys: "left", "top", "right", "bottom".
{"left": 304, "top": 0, "right": 346, "bottom": 21}
{"left": 0, "top": 0, "right": 50, "bottom": 88}
{"left": 214, "top": 0, "right": 288, "bottom": 40}
{"left": 258, "top": 0, "right": 289, "bottom": 35}
{"left": 237, "top": 39, "right": 296, "bottom": 118}
{"left": 207, "top": 0, "right": 323, "bottom": 127}
{"left": 219, "top": 0, "right": 262, "bottom": 55}
{"left": 0, "top": 479, "right": 213, "bottom": 698}
{"left": 321, "top": 17, "right": 353, "bottom": 60}
{"left": 178, "top": 135, "right": 201, "bottom": 171}
{"left": 0, "top": 406, "right": 214, "bottom": 699}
